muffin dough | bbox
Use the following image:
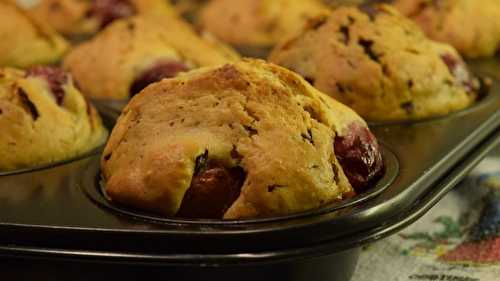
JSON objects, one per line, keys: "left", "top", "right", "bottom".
{"left": 101, "top": 59, "right": 383, "bottom": 220}
{"left": 64, "top": 15, "right": 240, "bottom": 99}
{"left": 394, "top": 0, "right": 500, "bottom": 58}
{"left": 269, "top": 4, "right": 479, "bottom": 121}
{"left": 0, "top": 66, "right": 108, "bottom": 171}
{"left": 0, "top": 1, "right": 68, "bottom": 68}
{"left": 200, "top": 0, "right": 330, "bottom": 49}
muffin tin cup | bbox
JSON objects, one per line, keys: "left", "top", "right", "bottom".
{"left": 84, "top": 144, "right": 398, "bottom": 226}
{"left": 0, "top": 60, "right": 499, "bottom": 281}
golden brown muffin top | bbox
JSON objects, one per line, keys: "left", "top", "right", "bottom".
{"left": 15, "top": 0, "right": 176, "bottom": 37}
{"left": 64, "top": 15, "right": 240, "bottom": 99}
{"left": 0, "top": 1, "right": 68, "bottom": 68}
{"left": 101, "top": 59, "right": 385, "bottom": 220}
{"left": 200, "top": 0, "right": 331, "bottom": 48}
{"left": 269, "top": 4, "right": 478, "bottom": 121}
{"left": 394, "top": 0, "right": 500, "bottom": 58}
{"left": 0, "top": 66, "right": 107, "bottom": 170}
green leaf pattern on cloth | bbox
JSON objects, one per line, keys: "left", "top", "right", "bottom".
{"left": 353, "top": 146, "right": 500, "bottom": 281}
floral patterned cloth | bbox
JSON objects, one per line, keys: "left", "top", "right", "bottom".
{"left": 352, "top": 145, "right": 500, "bottom": 281}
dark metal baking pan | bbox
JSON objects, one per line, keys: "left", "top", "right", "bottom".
{"left": 0, "top": 129, "right": 497, "bottom": 281}
{"left": 0, "top": 61, "right": 498, "bottom": 281}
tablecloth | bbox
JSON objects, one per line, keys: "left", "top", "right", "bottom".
{"left": 352, "top": 145, "right": 500, "bottom": 281}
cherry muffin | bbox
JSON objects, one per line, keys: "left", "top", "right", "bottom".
{"left": 394, "top": 0, "right": 500, "bottom": 58}
{"left": 0, "top": 66, "right": 108, "bottom": 171}
{"left": 269, "top": 4, "right": 480, "bottom": 121}
{"left": 200, "top": 0, "right": 330, "bottom": 53}
{"left": 101, "top": 59, "right": 384, "bottom": 220}
{"left": 63, "top": 15, "right": 240, "bottom": 100}
{"left": 0, "top": 1, "right": 68, "bottom": 68}
{"left": 15, "top": 0, "right": 175, "bottom": 37}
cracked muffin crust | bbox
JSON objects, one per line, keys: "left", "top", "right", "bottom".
{"left": 269, "top": 4, "right": 479, "bottom": 121}
{"left": 101, "top": 59, "right": 384, "bottom": 220}
{"left": 63, "top": 15, "right": 240, "bottom": 100}
{"left": 0, "top": 1, "right": 68, "bottom": 68}
{"left": 16, "top": 0, "right": 175, "bottom": 37}
{"left": 200, "top": 0, "right": 330, "bottom": 50}
{"left": 394, "top": 0, "right": 500, "bottom": 58}
{"left": 0, "top": 66, "right": 108, "bottom": 171}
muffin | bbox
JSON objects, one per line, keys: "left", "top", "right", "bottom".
{"left": 200, "top": 0, "right": 330, "bottom": 53}
{"left": 394, "top": 0, "right": 500, "bottom": 58}
{"left": 101, "top": 59, "right": 384, "bottom": 220}
{"left": 0, "top": 66, "right": 108, "bottom": 171}
{"left": 18, "top": 0, "right": 176, "bottom": 37}
{"left": 64, "top": 15, "right": 240, "bottom": 99}
{"left": 0, "top": 1, "right": 68, "bottom": 68}
{"left": 269, "top": 4, "right": 480, "bottom": 121}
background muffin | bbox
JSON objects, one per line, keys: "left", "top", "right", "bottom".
{"left": 64, "top": 15, "right": 240, "bottom": 100}
{"left": 0, "top": 66, "right": 107, "bottom": 171}
{"left": 0, "top": 1, "right": 68, "bottom": 68}
{"left": 17, "top": 0, "right": 176, "bottom": 37}
{"left": 394, "top": 0, "right": 500, "bottom": 58}
{"left": 101, "top": 59, "right": 384, "bottom": 220}
{"left": 269, "top": 4, "right": 479, "bottom": 121}
{"left": 200, "top": 0, "right": 330, "bottom": 53}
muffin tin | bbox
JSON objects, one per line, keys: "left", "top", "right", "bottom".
{"left": 0, "top": 58, "right": 499, "bottom": 281}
